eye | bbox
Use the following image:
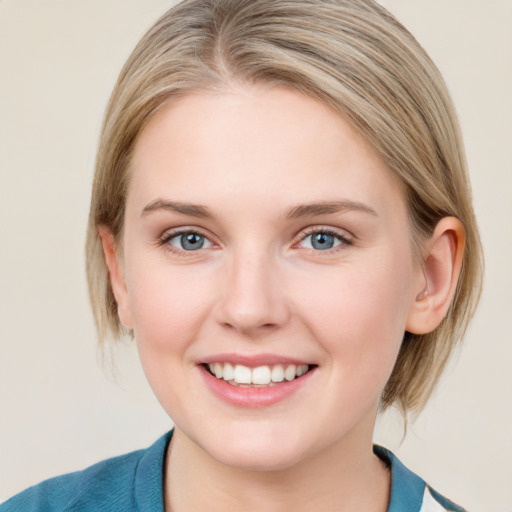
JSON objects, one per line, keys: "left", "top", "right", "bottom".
{"left": 298, "top": 230, "right": 348, "bottom": 251}
{"left": 167, "top": 231, "right": 213, "bottom": 251}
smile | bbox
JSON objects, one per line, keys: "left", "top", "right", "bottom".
{"left": 206, "top": 362, "right": 311, "bottom": 386}
{"left": 199, "top": 357, "right": 317, "bottom": 407}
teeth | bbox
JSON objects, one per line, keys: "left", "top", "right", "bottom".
{"left": 207, "top": 362, "right": 310, "bottom": 385}
{"left": 284, "top": 364, "right": 297, "bottom": 381}
{"left": 213, "top": 362, "right": 223, "bottom": 379}
{"left": 233, "top": 365, "right": 252, "bottom": 384}
{"left": 223, "top": 362, "right": 234, "bottom": 381}
{"left": 271, "top": 365, "right": 285, "bottom": 382}
{"left": 296, "top": 364, "right": 308, "bottom": 377}
{"left": 252, "top": 366, "right": 272, "bottom": 385}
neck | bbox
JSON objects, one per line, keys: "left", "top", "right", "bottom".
{"left": 164, "top": 426, "right": 390, "bottom": 512}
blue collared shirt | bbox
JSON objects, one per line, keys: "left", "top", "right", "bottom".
{"left": 1, "top": 431, "right": 466, "bottom": 512}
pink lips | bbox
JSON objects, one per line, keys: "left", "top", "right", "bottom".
{"left": 200, "top": 353, "right": 311, "bottom": 367}
{"left": 198, "top": 353, "right": 316, "bottom": 408}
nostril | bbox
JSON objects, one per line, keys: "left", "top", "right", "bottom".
{"left": 220, "top": 318, "right": 280, "bottom": 335}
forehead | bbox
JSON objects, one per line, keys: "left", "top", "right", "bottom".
{"left": 127, "top": 86, "right": 406, "bottom": 220}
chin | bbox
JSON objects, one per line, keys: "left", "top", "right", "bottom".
{"left": 213, "top": 445, "right": 306, "bottom": 472}
{"left": 199, "top": 425, "right": 310, "bottom": 472}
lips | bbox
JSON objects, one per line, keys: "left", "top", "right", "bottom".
{"left": 198, "top": 354, "right": 316, "bottom": 407}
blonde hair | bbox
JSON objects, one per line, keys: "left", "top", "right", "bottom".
{"left": 86, "top": 0, "right": 483, "bottom": 415}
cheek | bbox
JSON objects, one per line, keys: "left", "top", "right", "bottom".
{"left": 125, "top": 262, "right": 219, "bottom": 413}
{"left": 293, "top": 254, "right": 413, "bottom": 375}
{"left": 126, "top": 261, "right": 215, "bottom": 353}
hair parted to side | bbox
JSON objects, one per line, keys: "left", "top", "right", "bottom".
{"left": 86, "top": 0, "right": 483, "bottom": 416}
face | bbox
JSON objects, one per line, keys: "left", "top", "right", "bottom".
{"left": 113, "top": 85, "right": 423, "bottom": 471}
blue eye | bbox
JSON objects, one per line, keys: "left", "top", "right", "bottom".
{"left": 169, "top": 232, "right": 212, "bottom": 251}
{"left": 300, "top": 231, "right": 345, "bottom": 251}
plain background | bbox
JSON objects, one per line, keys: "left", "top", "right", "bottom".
{"left": 0, "top": 1, "right": 511, "bottom": 510}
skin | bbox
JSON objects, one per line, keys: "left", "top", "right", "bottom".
{"left": 101, "top": 84, "right": 464, "bottom": 512}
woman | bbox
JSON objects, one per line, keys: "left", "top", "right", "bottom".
{"left": 1, "top": 1, "right": 484, "bottom": 511}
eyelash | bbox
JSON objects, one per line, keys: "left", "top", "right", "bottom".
{"left": 297, "top": 227, "right": 352, "bottom": 252}
{"left": 158, "top": 229, "right": 215, "bottom": 255}
{"left": 158, "top": 227, "right": 352, "bottom": 255}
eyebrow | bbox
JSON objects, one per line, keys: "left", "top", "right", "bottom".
{"left": 141, "top": 198, "right": 377, "bottom": 220}
{"left": 285, "top": 200, "right": 378, "bottom": 219}
{"left": 141, "top": 199, "right": 213, "bottom": 218}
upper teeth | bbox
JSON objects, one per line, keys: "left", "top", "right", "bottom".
{"left": 208, "top": 363, "right": 309, "bottom": 385}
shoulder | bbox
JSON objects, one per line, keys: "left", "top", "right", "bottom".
{"left": 1, "top": 431, "right": 172, "bottom": 512}
{"left": 374, "top": 445, "right": 467, "bottom": 512}
{"left": 1, "top": 450, "right": 142, "bottom": 512}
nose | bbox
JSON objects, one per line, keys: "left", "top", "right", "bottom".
{"left": 214, "top": 248, "right": 291, "bottom": 337}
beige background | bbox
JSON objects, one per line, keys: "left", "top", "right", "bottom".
{"left": 0, "top": 1, "right": 511, "bottom": 510}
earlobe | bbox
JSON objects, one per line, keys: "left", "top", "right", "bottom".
{"left": 406, "top": 217, "right": 465, "bottom": 335}
{"left": 98, "top": 226, "right": 133, "bottom": 329}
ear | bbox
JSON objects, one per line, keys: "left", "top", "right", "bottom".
{"left": 98, "top": 226, "right": 133, "bottom": 329}
{"left": 406, "top": 217, "right": 465, "bottom": 335}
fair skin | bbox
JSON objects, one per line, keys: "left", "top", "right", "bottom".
{"left": 101, "top": 85, "right": 464, "bottom": 512}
